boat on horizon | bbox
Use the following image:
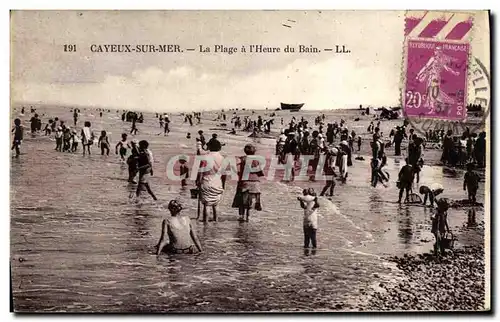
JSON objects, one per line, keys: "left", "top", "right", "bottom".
{"left": 280, "top": 103, "right": 304, "bottom": 111}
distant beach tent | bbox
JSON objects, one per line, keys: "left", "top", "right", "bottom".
{"left": 379, "top": 107, "right": 401, "bottom": 120}
{"left": 280, "top": 103, "right": 304, "bottom": 111}
{"left": 125, "top": 111, "right": 143, "bottom": 123}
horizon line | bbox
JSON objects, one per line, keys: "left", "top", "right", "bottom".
{"left": 11, "top": 100, "right": 401, "bottom": 113}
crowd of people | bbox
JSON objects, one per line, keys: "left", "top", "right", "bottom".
{"left": 11, "top": 106, "right": 486, "bottom": 257}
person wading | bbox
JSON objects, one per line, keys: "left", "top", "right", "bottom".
{"left": 197, "top": 139, "right": 225, "bottom": 222}
{"left": 232, "top": 144, "right": 264, "bottom": 222}
{"left": 156, "top": 200, "right": 203, "bottom": 255}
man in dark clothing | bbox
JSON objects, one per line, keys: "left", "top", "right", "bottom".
{"left": 206, "top": 134, "right": 223, "bottom": 151}
{"left": 474, "top": 132, "right": 486, "bottom": 168}
{"left": 30, "top": 114, "right": 39, "bottom": 134}
{"left": 394, "top": 127, "right": 404, "bottom": 156}
{"left": 257, "top": 116, "right": 263, "bottom": 130}
{"left": 73, "top": 110, "right": 78, "bottom": 126}
{"left": 397, "top": 158, "right": 414, "bottom": 203}
{"left": 130, "top": 117, "right": 138, "bottom": 135}
{"left": 198, "top": 130, "right": 206, "bottom": 149}
{"left": 408, "top": 135, "right": 423, "bottom": 183}
{"left": 441, "top": 130, "right": 454, "bottom": 165}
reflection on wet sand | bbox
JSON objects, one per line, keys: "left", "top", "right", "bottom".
{"left": 398, "top": 206, "right": 413, "bottom": 248}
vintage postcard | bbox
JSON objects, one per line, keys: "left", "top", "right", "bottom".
{"left": 10, "top": 10, "right": 490, "bottom": 312}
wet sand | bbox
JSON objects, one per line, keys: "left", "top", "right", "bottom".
{"left": 10, "top": 105, "right": 486, "bottom": 312}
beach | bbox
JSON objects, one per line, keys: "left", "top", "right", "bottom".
{"left": 10, "top": 104, "right": 486, "bottom": 312}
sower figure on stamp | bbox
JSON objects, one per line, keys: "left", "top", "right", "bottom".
{"left": 416, "top": 45, "right": 460, "bottom": 115}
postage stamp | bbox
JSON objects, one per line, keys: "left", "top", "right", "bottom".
{"left": 404, "top": 39, "right": 469, "bottom": 121}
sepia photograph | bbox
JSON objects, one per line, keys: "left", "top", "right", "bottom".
{"left": 9, "top": 9, "right": 491, "bottom": 313}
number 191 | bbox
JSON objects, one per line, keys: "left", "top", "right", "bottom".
{"left": 64, "top": 44, "right": 77, "bottom": 52}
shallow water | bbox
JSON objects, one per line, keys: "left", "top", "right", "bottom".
{"left": 10, "top": 106, "right": 485, "bottom": 312}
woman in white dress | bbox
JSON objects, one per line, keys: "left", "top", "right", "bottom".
{"left": 196, "top": 139, "right": 226, "bottom": 222}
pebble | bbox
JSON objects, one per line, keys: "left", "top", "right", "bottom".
{"left": 352, "top": 245, "right": 485, "bottom": 311}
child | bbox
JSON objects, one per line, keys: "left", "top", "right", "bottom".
{"left": 179, "top": 158, "right": 189, "bottom": 187}
{"left": 98, "top": 130, "right": 111, "bottom": 156}
{"left": 11, "top": 118, "right": 23, "bottom": 157}
{"left": 357, "top": 136, "right": 362, "bottom": 152}
{"left": 320, "top": 147, "right": 337, "bottom": 197}
{"left": 195, "top": 138, "right": 203, "bottom": 155}
{"left": 63, "top": 128, "right": 72, "bottom": 152}
{"left": 115, "top": 133, "right": 130, "bottom": 161}
{"left": 71, "top": 129, "right": 80, "bottom": 152}
{"left": 298, "top": 188, "right": 320, "bottom": 249}
{"left": 419, "top": 184, "right": 444, "bottom": 207}
{"left": 135, "top": 140, "right": 158, "bottom": 201}
{"left": 127, "top": 140, "right": 139, "bottom": 183}
{"left": 198, "top": 130, "right": 206, "bottom": 149}
{"left": 431, "top": 199, "right": 450, "bottom": 256}
{"left": 55, "top": 126, "right": 63, "bottom": 152}
{"left": 463, "top": 163, "right": 480, "bottom": 203}
{"left": 44, "top": 120, "right": 53, "bottom": 136}
{"left": 81, "top": 121, "right": 94, "bottom": 155}
{"left": 50, "top": 117, "right": 58, "bottom": 133}
{"left": 371, "top": 150, "right": 389, "bottom": 187}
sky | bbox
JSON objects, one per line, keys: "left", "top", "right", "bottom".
{"left": 9, "top": 10, "right": 487, "bottom": 112}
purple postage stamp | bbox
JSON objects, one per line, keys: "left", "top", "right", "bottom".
{"left": 404, "top": 39, "right": 469, "bottom": 120}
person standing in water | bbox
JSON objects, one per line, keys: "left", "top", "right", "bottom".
{"left": 29, "top": 113, "right": 40, "bottom": 136}
{"left": 232, "top": 144, "right": 264, "bottom": 222}
{"left": 81, "top": 121, "right": 94, "bottom": 155}
{"left": 115, "top": 133, "right": 130, "bottom": 161}
{"left": 70, "top": 129, "right": 80, "bottom": 153}
{"left": 179, "top": 158, "right": 189, "bottom": 188}
{"left": 98, "top": 130, "right": 111, "bottom": 156}
{"left": 320, "top": 147, "right": 337, "bottom": 197}
{"left": 156, "top": 200, "right": 203, "bottom": 255}
{"left": 135, "top": 140, "right": 158, "bottom": 201}
{"left": 397, "top": 158, "right": 414, "bottom": 203}
{"left": 130, "top": 116, "right": 138, "bottom": 135}
{"left": 62, "top": 127, "right": 72, "bottom": 152}
{"left": 408, "top": 135, "right": 423, "bottom": 184}
{"left": 198, "top": 130, "right": 206, "bottom": 149}
{"left": 371, "top": 150, "right": 388, "bottom": 188}
{"left": 298, "top": 188, "right": 320, "bottom": 249}
{"left": 11, "top": 118, "right": 23, "bottom": 157}
{"left": 73, "top": 110, "right": 78, "bottom": 126}
{"left": 463, "top": 163, "right": 480, "bottom": 203}
{"left": 431, "top": 198, "right": 450, "bottom": 257}
{"left": 197, "top": 139, "right": 225, "bottom": 222}
{"left": 164, "top": 114, "right": 171, "bottom": 136}
{"left": 127, "top": 140, "right": 139, "bottom": 184}
{"left": 55, "top": 126, "right": 63, "bottom": 152}
{"left": 44, "top": 120, "right": 53, "bottom": 136}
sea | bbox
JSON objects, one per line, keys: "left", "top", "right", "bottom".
{"left": 10, "top": 104, "right": 485, "bottom": 312}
